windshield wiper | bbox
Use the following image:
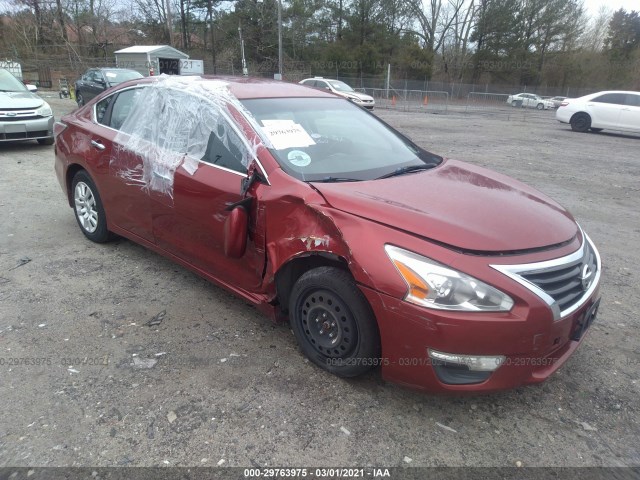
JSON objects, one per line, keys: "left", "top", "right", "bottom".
{"left": 375, "top": 164, "right": 431, "bottom": 180}
{"left": 315, "top": 176, "right": 361, "bottom": 183}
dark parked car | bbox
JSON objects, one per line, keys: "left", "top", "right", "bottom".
{"left": 74, "top": 68, "right": 143, "bottom": 106}
{"left": 0, "top": 67, "right": 54, "bottom": 144}
{"left": 54, "top": 76, "right": 601, "bottom": 394}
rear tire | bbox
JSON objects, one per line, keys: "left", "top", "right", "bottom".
{"left": 71, "top": 170, "right": 112, "bottom": 243}
{"left": 76, "top": 91, "right": 84, "bottom": 106}
{"left": 289, "top": 267, "right": 381, "bottom": 377}
{"left": 570, "top": 113, "right": 591, "bottom": 132}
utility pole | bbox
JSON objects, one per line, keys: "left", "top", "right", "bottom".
{"left": 165, "top": 0, "right": 174, "bottom": 45}
{"left": 238, "top": 22, "right": 248, "bottom": 76}
{"left": 276, "top": 0, "right": 283, "bottom": 80}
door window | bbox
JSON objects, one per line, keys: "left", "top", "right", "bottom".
{"left": 592, "top": 93, "right": 626, "bottom": 105}
{"left": 201, "top": 120, "right": 248, "bottom": 174}
{"left": 110, "top": 89, "right": 143, "bottom": 130}
{"left": 624, "top": 94, "right": 640, "bottom": 107}
{"left": 95, "top": 96, "right": 114, "bottom": 125}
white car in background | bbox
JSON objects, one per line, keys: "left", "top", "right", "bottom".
{"left": 556, "top": 91, "right": 640, "bottom": 134}
{"left": 506, "top": 93, "right": 554, "bottom": 110}
{"left": 299, "top": 77, "right": 375, "bottom": 109}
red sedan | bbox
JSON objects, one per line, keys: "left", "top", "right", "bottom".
{"left": 53, "top": 76, "right": 601, "bottom": 393}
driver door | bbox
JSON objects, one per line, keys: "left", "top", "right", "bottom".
{"left": 151, "top": 109, "right": 266, "bottom": 292}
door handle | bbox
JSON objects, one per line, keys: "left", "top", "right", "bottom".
{"left": 91, "top": 139, "right": 105, "bottom": 151}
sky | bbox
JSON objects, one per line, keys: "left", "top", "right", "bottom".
{"left": 583, "top": 0, "right": 639, "bottom": 16}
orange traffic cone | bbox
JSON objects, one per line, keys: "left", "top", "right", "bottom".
{"left": 423, "top": 95, "right": 429, "bottom": 106}
{"left": 391, "top": 95, "right": 396, "bottom": 106}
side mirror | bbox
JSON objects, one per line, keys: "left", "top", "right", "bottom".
{"left": 223, "top": 206, "right": 249, "bottom": 258}
{"left": 26, "top": 84, "right": 38, "bottom": 93}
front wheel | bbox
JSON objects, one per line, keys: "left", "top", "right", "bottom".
{"left": 289, "top": 267, "right": 381, "bottom": 377}
{"left": 570, "top": 113, "right": 591, "bottom": 132}
{"left": 536, "top": 103, "right": 544, "bottom": 110}
{"left": 72, "top": 170, "right": 112, "bottom": 243}
{"left": 76, "top": 91, "right": 84, "bottom": 106}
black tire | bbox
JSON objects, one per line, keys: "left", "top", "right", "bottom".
{"left": 37, "top": 137, "right": 54, "bottom": 145}
{"left": 536, "top": 103, "right": 544, "bottom": 110}
{"left": 76, "top": 91, "right": 84, "bottom": 106}
{"left": 590, "top": 128, "right": 603, "bottom": 133}
{"left": 289, "top": 267, "right": 380, "bottom": 377}
{"left": 570, "top": 112, "right": 591, "bottom": 132}
{"left": 511, "top": 100, "right": 518, "bottom": 107}
{"left": 71, "top": 170, "right": 112, "bottom": 243}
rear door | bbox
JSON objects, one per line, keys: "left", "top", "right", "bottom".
{"left": 93, "top": 87, "right": 154, "bottom": 242}
{"left": 588, "top": 93, "right": 625, "bottom": 128}
{"left": 619, "top": 93, "right": 640, "bottom": 133}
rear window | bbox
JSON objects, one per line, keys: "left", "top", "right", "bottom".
{"left": 103, "top": 70, "right": 143, "bottom": 85}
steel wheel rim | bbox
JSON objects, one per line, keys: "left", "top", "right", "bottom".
{"left": 74, "top": 181, "right": 98, "bottom": 233}
{"left": 298, "top": 288, "right": 358, "bottom": 358}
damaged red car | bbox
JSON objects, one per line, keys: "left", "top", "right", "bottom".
{"left": 54, "top": 76, "right": 601, "bottom": 393}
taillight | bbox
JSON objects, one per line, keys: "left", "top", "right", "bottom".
{"left": 53, "top": 121, "right": 67, "bottom": 137}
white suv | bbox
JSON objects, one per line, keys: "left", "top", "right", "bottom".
{"left": 556, "top": 91, "right": 640, "bottom": 134}
{"left": 299, "top": 77, "right": 375, "bottom": 109}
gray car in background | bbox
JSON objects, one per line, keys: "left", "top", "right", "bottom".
{"left": 0, "top": 67, "right": 54, "bottom": 145}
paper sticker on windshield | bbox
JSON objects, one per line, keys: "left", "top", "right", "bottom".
{"left": 262, "top": 122, "right": 316, "bottom": 150}
{"left": 288, "top": 150, "right": 311, "bottom": 167}
{"left": 105, "top": 72, "right": 117, "bottom": 78}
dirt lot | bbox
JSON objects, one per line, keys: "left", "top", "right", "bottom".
{"left": 0, "top": 94, "right": 638, "bottom": 469}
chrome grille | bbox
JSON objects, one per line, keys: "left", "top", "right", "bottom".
{"left": 520, "top": 240, "right": 597, "bottom": 312}
{"left": 491, "top": 233, "right": 601, "bottom": 320}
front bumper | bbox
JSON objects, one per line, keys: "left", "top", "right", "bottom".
{"left": 360, "top": 283, "right": 601, "bottom": 393}
{"left": 0, "top": 115, "right": 54, "bottom": 141}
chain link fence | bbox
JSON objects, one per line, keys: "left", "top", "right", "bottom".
{"left": 0, "top": 50, "right": 599, "bottom": 118}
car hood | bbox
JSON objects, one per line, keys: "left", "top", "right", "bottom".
{"left": 0, "top": 91, "right": 43, "bottom": 110}
{"left": 311, "top": 160, "right": 578, "bottom": 253}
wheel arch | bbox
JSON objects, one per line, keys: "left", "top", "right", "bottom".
{"left": 65, "top": 163, "right": 86, "bottom": 206}
{"left": 274, "top": 252, "right": 350, "bottom": 316}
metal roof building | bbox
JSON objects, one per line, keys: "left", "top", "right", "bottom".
{"left": 114, "top": 45, "right": 189, "bottom": 76}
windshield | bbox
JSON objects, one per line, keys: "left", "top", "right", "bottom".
{"left": 242, "top": 97, "right": 442, "bottom": 182}
{"left": 0, "top": 68, "right": 28, "bottom": 92}
{"left": 328, "top": 80, "right": 354, "bottom": 92}
{"left": 104, "top": 70, "right": 143, "bottom": 85}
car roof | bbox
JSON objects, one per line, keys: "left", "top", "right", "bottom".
{"left": 123, "top": 75, "right": 338, "bottom": 100}
{"left": 585, "top": 90, "right": 639, "bottom": 95}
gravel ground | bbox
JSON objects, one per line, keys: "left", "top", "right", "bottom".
{"left": 0, "top": 94, "right": 638, "bottom": 469}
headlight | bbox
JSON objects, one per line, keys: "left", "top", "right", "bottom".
{"left": 345, "top": 95, "right": 361, "bottom": 102}
{"left": 385, "top": 245, "right": 514, "bottom": 312}
{"left": 36, "top": 102, "right": 53, "bottom": 117}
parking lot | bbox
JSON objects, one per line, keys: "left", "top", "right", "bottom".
{"left": 0, "top": 94, "right": 639, "bottom": 468}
